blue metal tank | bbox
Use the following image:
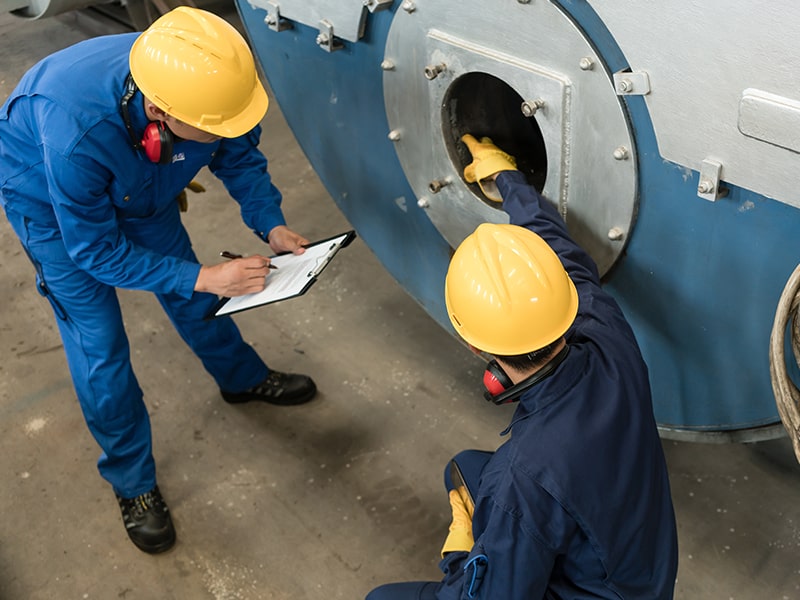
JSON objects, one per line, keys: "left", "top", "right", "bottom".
{"left": 235, "top": 0, "right": 800, "bottom": 441}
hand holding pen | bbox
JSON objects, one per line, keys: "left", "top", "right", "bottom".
{"left": 194, "top": 251, "right": 275, "bottom": 297}
{"left": 220, "top": 250, "right": 278, "bottom": 269}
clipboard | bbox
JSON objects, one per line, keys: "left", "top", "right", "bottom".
{"left": 449, "top": 459, "right": 475, "bottom": 515}
{"left": 207, "top": 230, "right": 356, "bottom": 319}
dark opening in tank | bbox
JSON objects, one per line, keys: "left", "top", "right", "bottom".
{"left": 443, "top": 72, "right": 547, "bottom": 205}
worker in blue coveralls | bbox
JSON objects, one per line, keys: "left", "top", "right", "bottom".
{"left": 366, "top": 135, "right": 678, "bottom": 599}
{"left": 0, "top": 7, "right": 318, "bottom": 554}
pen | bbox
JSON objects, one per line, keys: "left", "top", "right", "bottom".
{"left": 220, "top": 250, "right": 278, "bottom": 269}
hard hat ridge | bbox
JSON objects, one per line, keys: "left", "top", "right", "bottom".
{"left": 445, "top": 223, "right": 578, "bottom": 356}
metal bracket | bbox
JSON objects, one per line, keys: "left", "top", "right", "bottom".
{"left": 697, "top": 158, "right": 727, "bottom": 202}
{"left": 316, "top": 19, "right": 345, "bottom": 52}
{"left": 364, "top": 0, "right": 393, "bottom": 12}
{"left": 265, "top": 2, "right": 293, "bottom": 32}
{"left": 613, "top": 70, "right": 651, "bottom": 96}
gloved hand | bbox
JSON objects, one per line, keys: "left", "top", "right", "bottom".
{"left": 440, "top": 487, "right": 474, "bottom": 557}
{"left": 175, "top": 180, "right": 206, "bottom": 212}
{"left": 461, "top": 134, "right": 517, "bottom": 202}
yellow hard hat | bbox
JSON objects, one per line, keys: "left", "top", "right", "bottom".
{"left": 129, "top": 6, "right": 269, "bottom": 138}
{"left": 445, "top": 223, "right": 578, "bottom": 356}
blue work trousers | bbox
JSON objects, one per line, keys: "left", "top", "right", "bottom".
{"left": 4, "top": 204, "right": 269, "bottom": 498}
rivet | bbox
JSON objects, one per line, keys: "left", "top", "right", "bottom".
{"left": 428, "top": 179, "right": 450, "bottom": 194}
{"left": 698, "top": 180, "right": 715, "bottom": 194}
{"left": 424, "top": 64, "right": 446, "bottom": 80}
{"left": 617, "top": 79, "right": 633, "bottom": 93}
{"left": 613, "top": 146, "right": 629, "bottom": 160}
{"left": 607, "top": 227, "right": 624, "bottom": 241}
{"left": 521, "top": 99, "right": 545, "bottom": 117}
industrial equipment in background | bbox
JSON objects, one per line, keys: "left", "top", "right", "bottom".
{"left": 234, "top": 0, "right": 800, "bottom": 455}
{"left": 6, "top": 0, "right": 800, "bottom": 459}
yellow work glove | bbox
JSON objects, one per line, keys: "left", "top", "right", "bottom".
{"left": 175, "top": 180, "right": 206, "bottom": 212}
{"left": 461, "top": 134, "right": 517, "bottom": 202}
{"left": 440, "top": 487, "right": 474, "bottom": 557}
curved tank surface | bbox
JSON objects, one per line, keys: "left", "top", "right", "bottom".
{"left": 241, "top": 1, "right": 800, "bottom": 441}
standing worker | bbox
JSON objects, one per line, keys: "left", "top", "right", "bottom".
{"left": 366, "top": 135, "right": 678, "bottom": 598}
{"left": 0, "top": 7, "right": 317, "bottom": 554}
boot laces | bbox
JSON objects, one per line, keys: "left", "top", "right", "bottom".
{"left": 249, "top": 371, "right": 285, "bottom": 397}
{"left": 123, "top": 489, "right": 165, "bottom": 520}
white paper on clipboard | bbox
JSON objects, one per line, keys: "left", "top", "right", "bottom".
{"left": 208, "top": 230, "right": 355, "bottom": 318}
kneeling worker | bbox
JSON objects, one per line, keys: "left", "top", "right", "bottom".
{"left": 366, "top": 135, "right": 678, "bottom": 599}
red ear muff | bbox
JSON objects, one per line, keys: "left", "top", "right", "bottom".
{"left": 141, "top": 121, "right": 173, "bottom": 165}
{"left": 482, "top": 346, "right": 571, "bottom": 405}
{"left": 483, "top": 360, "right": 512, "bottom": 399}
{"left": 120, "top": 73, "right": 174, "bottom": 165}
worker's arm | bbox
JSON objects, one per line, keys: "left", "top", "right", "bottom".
{"left": 496, "top": 170, "right": 601, "bottom": 291}
{"left": 209, "top": 125, "right": 307, "bottom": 254}
{"left": 435, "top": 482, "right": 567, "bottom": 599}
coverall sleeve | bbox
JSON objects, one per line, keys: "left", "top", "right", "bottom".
{"left": 435, "top": 483, "right": 574, "bottom": 599}
{"left": 496, "top": 170, "right": 639, "bottom": 336}
{"left": 44, "top": 144, "right": 200, "bottom": 299}
{"left": 208, "top": 125, "right": 286, "bottom": 242}
{"left": 496, "top": 170, "right": 600, "bottom": 290}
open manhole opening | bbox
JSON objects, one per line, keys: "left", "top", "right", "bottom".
{"left": 443, "top": 72, "right": 548, "bottom": 206}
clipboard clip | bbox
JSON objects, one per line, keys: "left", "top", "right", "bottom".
{"left": 306, "top": 242, "right": 337, "bottom": 279}
{"left": 306, "top": 242, "right": 339, "bottom": 278}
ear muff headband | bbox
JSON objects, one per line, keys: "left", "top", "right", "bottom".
{"left": 120, "top": 73, "right": 174, "bottom": 165}
{"left": 483, "top": 345, "right": 570, "bottom": 405}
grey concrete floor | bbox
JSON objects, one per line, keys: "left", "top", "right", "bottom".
{"left": 2, "top": 9, "right": 800, "bottom": 600}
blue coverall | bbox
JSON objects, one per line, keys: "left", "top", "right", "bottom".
{"left": 0, "top": 34, "right": 288, "bottom": 499}
{"left": 367, "top": 171, "right": 678, "bottom": 599}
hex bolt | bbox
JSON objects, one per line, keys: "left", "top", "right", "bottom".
{"left": 388, "top": 129, "right": 402, "bottom": 142}
{"left": 380, "top": 59, "right": 395, "bottom": 71}
{"left": 697, "top": 179, "right": 715, "bottom": 194}
{"left": 265, "top": 14, "right": 277, "bottom": 26}
{"left": 613, "top": 146, "right": 629, "bottom": 160}
{"left": 402, "top": 0, "right": 415, "bottom": 13}
{"left": 617, "top": 79, "right": 633, "bottom": 93}
{"left": 521, "top": 99, "right": 546, "bottom": 117}
{"left": 417, "top": 197, "right": 430, "bottom": 208}
{"left": 424, "top": 63, "right": 447, "bottom": 80}
{"left": 316, "top": 33, "right": 329, "bottom": 47}
{"left": 579, "top": 57, "right": 595, "bottom": 71}
{"left": 428, "top": 179, "right": 450, "bottom": 194}
{"left": 607, "top": 227, "right": 624, "bottom": 241}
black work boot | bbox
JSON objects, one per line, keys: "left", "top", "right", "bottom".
{"left": 221, "top": 370, "right": 317, "bottom": 406}
{"left": 116, "top": 486, "right": 176, "bottom": 554}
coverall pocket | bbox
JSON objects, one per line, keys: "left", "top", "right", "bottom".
{"left": 109, "top": 173, "right": 155, "bottom": 218}
{"left": 461, "top": 552, "right": 488, "bottom": 599}
{"left": 17, "top": 215, "right": 71, "bottom": 321}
